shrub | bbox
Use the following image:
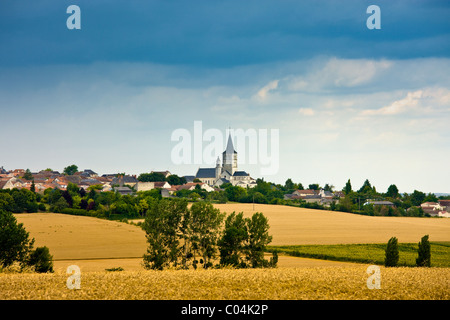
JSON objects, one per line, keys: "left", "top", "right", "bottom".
{"left": 416, "top": 235, "right": 431, "bottom": 267}
{"left": 384, "top": 237, "right": 399, "bottom": 267}
{"left": 28, "top": 246, "right": 54, "bottom": 273}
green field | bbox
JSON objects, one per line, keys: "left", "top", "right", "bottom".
{"left": 268, "top": 242, "right": 450, "bottom": 267}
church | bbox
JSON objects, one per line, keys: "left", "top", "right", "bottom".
{"left": 194, "top": 134, "right": 257, "bottom": 188}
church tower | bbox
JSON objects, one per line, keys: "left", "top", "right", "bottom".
{"left": 215, "top": 156, "right": 221, "bottom": 179}
{"left": 222, "top": 133, "right": 237, "bottom": 175}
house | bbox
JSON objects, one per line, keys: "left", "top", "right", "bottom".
{"left": 438, "top": 200, "right": 450, "bottom": 212}
{"left": 293, "top": 189, "right": 318, "bottom": 197}
{"left": 136, "top": 181, "right": 171, "bottom": 192}
{"left": 364, "top": 200, "right": 395, "bottom": 207}
{"left": 80, "top": 169, "right": 98, "bottom": 178}
{"left": 2, "top": 177, "right": 24, "bottom": 190}
{"left": 10, "top": 169, "right": 25, "bottom": 177}
{"left": 175, "top": 182, "right": 215, "bottom": 193}
{"left": 112, "top": 175, "right": 138, "bottom": 189}
{"left": 319, "top": 189, "right": 333, "bottom": 199}
{"left": 420, "top": 202, "right": 439, "bottom": 216}
{"left": 115, "top": 186, "right": 134, "bottom": 196}
{"left": 183, "top": 176, "right": 196, "bottom": 183}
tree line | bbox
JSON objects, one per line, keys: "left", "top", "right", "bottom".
{"left": 385, "top": 235, "right": 431, "bottom": 267}
{"left": 141, "top": 198, "right": 277, "bottom": 270}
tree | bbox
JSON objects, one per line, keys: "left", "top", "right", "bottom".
{"left": 63, "top": 165, "right": 78, "bottom": 176}
{"left": 0, "top": 193, "right": 14, "bottom": 212}
{"left": 308, "top": 184, "right": 320, "bottom": 190}
{"left": 410, "top": 190, "right": 426, "bottom": 206}
{"left": 416, "top": 235, "right": 431, "bottom": 267}
{"left": 284, "top": 179, "right": 295, "bottom": 191}
{"left": 323, "top": 184, "right": 334, "bottom": 192}
{"left": 343, "top": 179, "right": 352, "bottom": 195}
{"left": 218, "top": 212, "right": 248, "bottom": 267}
{"left": 142, "top": 199, "right": 187, "bottom": 270}
{"left": 358, "top": 179, "right": 373, "bottom": 194}
{"left": 0, "top": 210, "right": 35, "bottom": 268}
{"left": 423, "top": 193, "right": 438, "bottom": 203}
{"left": 166, "top": 174, "right": 186, "bottom": 186}
{"left": 23, "top": 169, "right": 33, "bottom": 180}
{"left": 138, "top": 172, "right": 166, "bottom": 182}
{"left": 189, "top": 202, "right": 225, "bottom": 269}
{"left": 384, "top": 237, "right": 399, "bottom": 267}
{"left": 245, "top": 212, "right": 273, "bottom": 268}
{"left": 27, "top": 246, "right": 53, "bottom": 273}
{"left": 386, "top": 184, "right": 399, "bottom": 199}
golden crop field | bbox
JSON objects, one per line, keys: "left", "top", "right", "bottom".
{"left": 214, "top": 203, "right": 450, "bottom": 245}
{"left": 6, "top": 204, "right": 450, "bottom": 300}
{"left": 1, "top": 266, "right": 448, "bottom": 300}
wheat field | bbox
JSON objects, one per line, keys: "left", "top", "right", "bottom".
{"left": 1, "top": 266, "right": 448, "bottom": 300}
{"left": 6, "top": 204, "right": 450, "bottom": 300}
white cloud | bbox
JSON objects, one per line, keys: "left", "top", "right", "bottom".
{"left": 287, "top": 57, "right": 392, "bottom": 92}
{"left": 360, "top": 87, "right": 450, "bottom": 116}
{"left": 298, "top": 108, "right": 315, "bottom": 116}
{"left": 254, "top": 80, "right": 279, "bottom": 101}
{"left": 361, "top": 90, "right": 423, "bottom": 116}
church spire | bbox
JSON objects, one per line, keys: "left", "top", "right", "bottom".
{"left": 225, "top": 132, "right": 237, "bottom": 155}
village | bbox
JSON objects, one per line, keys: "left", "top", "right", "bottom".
{"left": 1, "top": 165, "right": 449, "bottom": 218}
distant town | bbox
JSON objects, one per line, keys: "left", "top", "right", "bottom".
{"left": 1, "top": 164, "right": 449, "bottom": 218}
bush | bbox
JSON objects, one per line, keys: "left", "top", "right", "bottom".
{"left": 28, "top": 246, "right": 54, "bottom": 273}
{"left": 38, "top": 203, "right": 46, "bottom": 212}
{"left": 384, "top": 237, "right": 399, "bottom": 267}
{"left": 416, "top": 235, "right": 431, "bottom": 267}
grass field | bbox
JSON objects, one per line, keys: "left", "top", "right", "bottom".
{"left": 6, "top": 204, "right": 449, "bottom": 300}
{"left": 268, "top": 242, "right": 450, "bottom": 267}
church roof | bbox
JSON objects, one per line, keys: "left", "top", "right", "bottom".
{"left": 222, "top": 133, "right": 237, "bottom": 154}
{"left": 233, "top": 171, "right": 249, "bottom": 176}
{"left": 195, "top": 168, "right": 216, "bottom": 178}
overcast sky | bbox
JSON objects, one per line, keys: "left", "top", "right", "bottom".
{"left": 1, "top": 0, "right": 449, "bottom": 193}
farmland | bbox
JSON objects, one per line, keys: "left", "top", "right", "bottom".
{"left": 3, "top": 203, "right": 450, "bottom": 300}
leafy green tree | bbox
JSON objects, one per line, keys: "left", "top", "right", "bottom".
{"left": 63, "top": 164, "right": 78, "bottom": 176}
{"left": 166, "top": 174, "right": 187, "bottom": 186}
{"left": 386, "top": 184, "right": 399, "bottom": 199}
{"left": 218, "top": 212, "right": 248, "bottom": 267}
{"left": 245, "top": 212, "right": 273, "bottom": 268}
{"left": 23, "top": 169, "right": 33, "bottom": 180}
{"left": 0, "top": 193, "right": 14, "bottom": 212}
{"left": 138, "top": 172, "right": 166, "bottom": 182}
{"left": 410, "top": 190, "right": 426, "bottom": 206}
{"left": 0, "top": 210, "right": 35, "bottom": 268}
{"left": 416, "top": 235, "right": 431, "bottom": 267}
{"left": 308, "top": 184, "right": 320, "bottom": 190}
{"left": 142, "top": 199, "right": 187, "bottom": 270}
{"left": 423, "top": 193, "right": 438, "bottom": 203}
{"left": 358, "top": 179, "right": 373, "bottom": 194}
{"left": 50, "top": 197, "right": 69, "bottom": 212}
{"left": 323, "top": 184, "right": 334, "bottom": 192}
{"left": 27, "top": 246, "right": 54, "bottom": 273}
{"left": 284, "top": 179, "right": 295, "bottom": 191}
{"left": 343, "top": 179, "right": 352, "bottom": 195}
{"left": 384, "top": 237, "right": 399, "bottom": 267}
{"left": 189, "top": 202, "right": 225, "bottom": 269}
{"left": 225, "top": 185, "right": 247, "bottom": 202}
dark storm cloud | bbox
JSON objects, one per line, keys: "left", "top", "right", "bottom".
{"left": 1, "top": 0, "right": 449, "bottom": 68}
